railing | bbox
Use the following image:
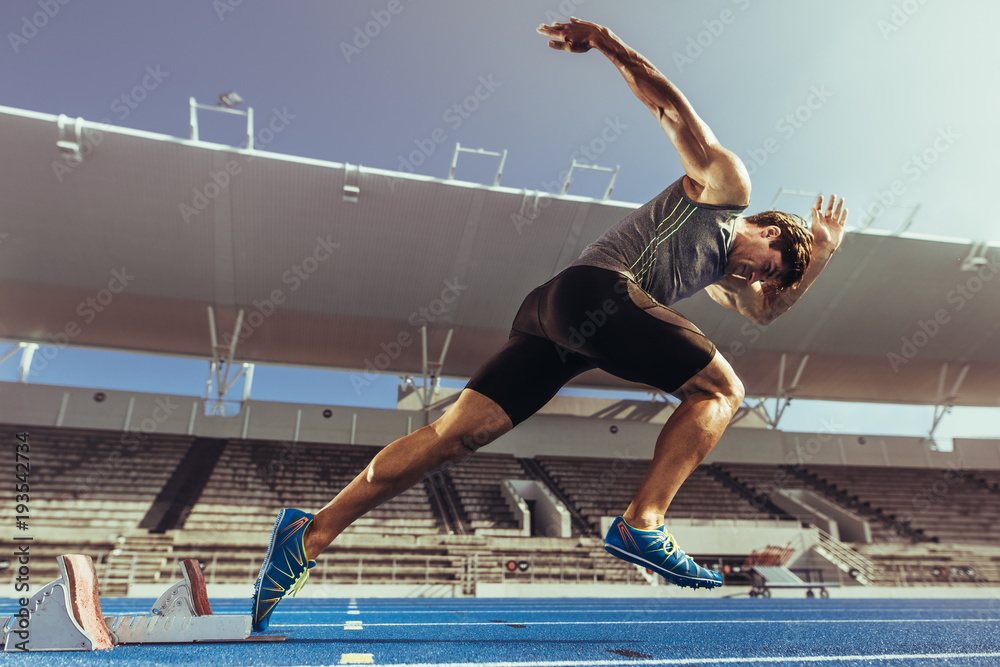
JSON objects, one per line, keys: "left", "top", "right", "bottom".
{"left": 669, "top": 515, "right": 801, "bottom": 528}
{"left": 495, "top": 552, "right": 651, "bottom": 586}
{"left": 882, "top": 563, "right": 989, "bottom": 587}
{"left": 100, "top": 551, "right": 139, "bottom": 595}
{"left": 812, "top": 528, "right": 876, "bottom": 585}
{"left": 187, "top": 553, "right": 463, "bottom": 587}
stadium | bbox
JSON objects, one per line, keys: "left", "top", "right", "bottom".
{"left": 2, "top": 2, "right": 999, "bottom": 664}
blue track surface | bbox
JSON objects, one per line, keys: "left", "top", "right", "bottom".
{"left": 3, "top": 597, "right": 1000, "bottom": 666}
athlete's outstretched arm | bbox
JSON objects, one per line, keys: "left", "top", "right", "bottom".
{"left": 537, "top": 17, "right": 748, "bottom": 202}
{"left": 707, "top": 195, "right": 848, "bottom": 325}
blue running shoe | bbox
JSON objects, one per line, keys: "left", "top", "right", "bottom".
{"left": 251, "top": 508, "right": 317, "bottom": 631}
{"left": 604, "top": 516, "right": 721, "bottom": 589}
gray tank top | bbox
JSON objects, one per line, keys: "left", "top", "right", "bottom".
{"left": 569, "top": 177, "right": 749, "bottom": 305}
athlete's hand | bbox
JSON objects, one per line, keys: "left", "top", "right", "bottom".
{"left": 811, "top": 194, "right": 847, "bottom": 252}
{"left": 537, "top": 17, "right": 607, "bottom": 53}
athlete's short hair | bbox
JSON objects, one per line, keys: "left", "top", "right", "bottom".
{"left": 743, "top": 210, "right": 814, "bottom": 297}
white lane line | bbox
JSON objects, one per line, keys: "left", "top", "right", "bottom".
{"left": 268, "top": 606, "right": 996, "bottom": 615}
{"left": 284, "top": 651, "right": 1000, "bottom": 667}
{"left": 339, "top": 654, "right": 374, "bottom": 664}
{"left": 344, "top": 620, "right": 363, "bottom": 631}
{"left": 274, "top": 617, "right": 1000, "bottom": 628}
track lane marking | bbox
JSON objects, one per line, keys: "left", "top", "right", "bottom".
{"left": 267, "top": 605, "right": 997, "bottom": 615}
{"left": 275, "top": 617, "right": 1000, "bottom": 627}
{"left": 286, "top": 651, "right": 1000, "bottom": 666}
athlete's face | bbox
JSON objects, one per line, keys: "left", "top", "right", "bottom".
{"left": 727, "top": 224, "right": 786, "bottom": 287}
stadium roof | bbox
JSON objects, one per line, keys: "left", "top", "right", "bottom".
{"left": 2, "top": 106, "right": 999, "bottom": 407}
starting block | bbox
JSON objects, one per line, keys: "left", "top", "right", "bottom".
{"left": 2, "top": 555, "right": 284, "bottom": 651}
{"left": 3, "top": 554, "right": 113, "bottom": 651}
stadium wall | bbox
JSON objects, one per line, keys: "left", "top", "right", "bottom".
{"left": 2, "top": 381, "right": 999, "bottom": 470}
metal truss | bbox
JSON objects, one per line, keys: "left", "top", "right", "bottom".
{"left": 204, "top": 306, "right": 254, "bottom": 417}
{"left": 401, "top": 325, "right": 453, "bottom": 423}
{"left": 733, "top": 353, "right": 810, "bottom": 430}
{"left": 923, "top": 362, "right": 970, "bottom": 450}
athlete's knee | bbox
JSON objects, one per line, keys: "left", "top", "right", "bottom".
{"left": 675, "top": 355, "right": 744, "bottom": 415}
{"left": 722, "top": 374, "right": 745, "bottom": 416}
{"left": 435, "top": 389, "right": 512, "bottom": 454}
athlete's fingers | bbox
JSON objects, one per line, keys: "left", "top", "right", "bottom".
{"left": 833, "top": 197, "right": 845, "bottom": 224}
{"left": 537, "top": 22, "right": 567, "bottom": 36}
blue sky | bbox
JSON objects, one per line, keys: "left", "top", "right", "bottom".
{"left": 2, "top": 1, "right": 998, "bottom": 445}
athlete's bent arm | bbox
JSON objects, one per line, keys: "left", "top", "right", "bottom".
{"left": 706, "top": 194, "right": 847, "bottom": 325}
{"left": 537, "top": 17, "right": 749, "bottom": 205}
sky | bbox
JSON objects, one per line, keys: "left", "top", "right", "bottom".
{"left": 1, "top": 0, "right": 998, "bottom": 445}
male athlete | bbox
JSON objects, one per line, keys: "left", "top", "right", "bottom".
{"left": 251, "top": 17, "right": 846, "bottom": 629}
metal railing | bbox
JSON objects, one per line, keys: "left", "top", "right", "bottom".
{"left": 812, "top": 528, "right": 876, "bottom": 585}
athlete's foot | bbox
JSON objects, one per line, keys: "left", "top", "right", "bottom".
{"left": 251, "top": 508, "right": 317, "bottom": 632}
{"left": 604, "top": 516, "right": 721, "bottom": 589}
{"left": 302, "top": 523, "right": 326, "bottom": 562}
{"left": 620, "top": 511, "right": 663, "bottom": 531}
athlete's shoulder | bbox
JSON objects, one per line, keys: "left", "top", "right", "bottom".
{"left": 683, "top": 148, "right": 751, "bottom": 208}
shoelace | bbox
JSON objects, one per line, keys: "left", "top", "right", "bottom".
{"left": 648, "top": 530, "right": 680, "bottom": 559}
{"left": 289, "top": 568, "right": 311, "bottom": 597}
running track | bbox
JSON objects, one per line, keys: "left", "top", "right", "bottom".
{"left": 2, "top": 597, "right": 999, "bottom": 665}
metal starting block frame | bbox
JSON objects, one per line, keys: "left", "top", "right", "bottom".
{"left": 2, "top": 555, "right": 283, "bottom": 651}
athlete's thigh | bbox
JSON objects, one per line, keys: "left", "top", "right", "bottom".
{"left": 563, "top": 278, "right": 716, "bottom": 394}
{"left": 465, "top": 331, "right": 593, "bottom": 428}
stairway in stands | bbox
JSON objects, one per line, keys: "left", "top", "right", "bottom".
{"left": 139, "top": 437, "right": 229, "bottom": 533}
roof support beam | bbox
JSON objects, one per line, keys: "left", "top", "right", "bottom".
{"left": 0, "top": 342, "right": 40, "bottom": 383}
{"left": 742, "top": 353, "right": 810, "bottom": 430}
{"left": 204, "top": 306, "right": 252, "bottom": 417}
{"left": 924, "top": 362, "right": 970, "bottom": 450}
{"left": 407, "top": 325, "right": 454, "bottom": 424}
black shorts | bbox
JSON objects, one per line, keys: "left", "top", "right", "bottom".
{"left": 466, "top": 265, "right": 716, "bottom": 427}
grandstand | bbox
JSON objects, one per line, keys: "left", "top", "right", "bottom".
{"left": 2, "top": 102, "right": 1000, "bottom": 600}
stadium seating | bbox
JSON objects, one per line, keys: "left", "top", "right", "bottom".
{"left": 536, "top": 455, "right": 773, "bottom": 532}
{"left": 9, "top": 422, "right": 1000, "bottom": 595}
{"left": 184, "top": 439, "right": 441, "bottom": 538}
{"left": 16, "top": 426, "right": 190, "bottom": 532}
{"left": 445, "top": 453, "right": 534, "bottom": 536}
